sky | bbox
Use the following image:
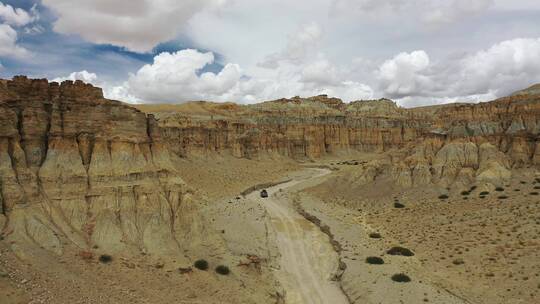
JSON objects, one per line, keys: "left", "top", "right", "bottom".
{"left": 1, "top": 0, "right": 540, "bottom": 107}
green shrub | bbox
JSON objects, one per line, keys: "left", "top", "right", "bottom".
{"left": 495, "top": 187, "right": 505, "bottom": 192}
{"left": 99, "top": 254, "right": 113, "bottom": 264}
{"left": 369, "top": 232, "right": 382, "bottom": 239}
{"left": 194, "top": 259, "right": 209, "bottom": 271}
{"left": 215, "top": 265, "right": 230, "bottom": 275}
{"left": 479, "top": 191, "right": 489, "bottom": 196}
{"left": 438, "top": 194, "right": 449, "bottom": 200}
{"left": 394, "top": 202, "right": 405, "bottom": 209}
{"left": 391, "top": 273, "right": 411, "bottom": 283}
{"left": 365, "top": 256, "right": 384, "bottom": 265}
{"left": 387, "top": 246, "right": 415, "bottom": 257}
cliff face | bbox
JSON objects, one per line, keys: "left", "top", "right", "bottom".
{"left": 136, "top": 97, "right": 428, "bottom": 159}
{"left": 0, "top": 76, "right": 198, "bottom": 260}
{"left": 2, "top": 77, "right": 540, "bottom": 257}
{"left": 138, "top": 92, "right": 540, "bottom": 188}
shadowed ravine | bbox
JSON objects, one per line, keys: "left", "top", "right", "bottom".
{"left": 248, "top": 169, "right": 349, "bottom": 304}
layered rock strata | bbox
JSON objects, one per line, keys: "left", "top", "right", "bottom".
{"left": 138, "top": 92, "right": 540, "bottom": 187}
{"left": 0, "top": 76, "right": 198, "bottom": 259}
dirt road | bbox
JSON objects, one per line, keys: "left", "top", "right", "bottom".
{"left": 248, "top": 169, "right": 348, "bottom": 304}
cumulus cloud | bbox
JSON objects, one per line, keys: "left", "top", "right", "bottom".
{"left": 0, "top": 2, "right": 37, "bottom": 27}
{"left": 52, "top": 70, "right": 140, "bottom": 103}
{"left": 126, "top": 49, "right": 243, "bottom": 102}
{"left": 377, "top": 50, "right": 432, "bottom": 98}
{"left": 379, "top": 38, "right": 540, "bottom": 106}
{"left": 41, "top": 0, "right": 226, "bottom": 52}
{"left": 455, "top": 38, "right": 540, "bottom": 96}
{"left": 105, "top": 45, "right": 373, "bottom": 104}
{"left": 0, "top": 24, "right": 30, "bottom": 58}
{"left": 52, "top": 70, "right": 98, "bottom": 83}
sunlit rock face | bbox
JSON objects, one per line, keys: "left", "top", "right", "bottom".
{"left": 138, "top": 89, "right": 540, "bottom": 187}
{"left": 0, "top": 76, "right": 197, "bottom": 260}
{"left": 1, "top": 77, "right": 540, "bottom": 256}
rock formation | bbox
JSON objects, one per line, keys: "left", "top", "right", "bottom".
{"left": 2, "top": 76, "right": 540, "bottom": 257}
{"left": 0, "top": 76, "right": 199, "bottom": 261}
{"left": 138, "top": 90, "right": 540, "bottom": 188}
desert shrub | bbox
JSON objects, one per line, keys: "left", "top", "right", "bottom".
{"left": 498, "top": 195, "right": 508, "bottom": 200}
{"left": 452, "top": 258, "right": 465, "bottom": 265}
{"left": 534, "top": 186, "right": 540, "bottom": 190}
{"left": 479, "top": 191, "right": 489, "bottom": 196}
{"left": 461, "top": 191, "right": 470, "bottom": 196}
{"left": 215, "top": 265, "right": 230, "bottom": 275}
{"left": 369, "top": 232, "right": 382, "bottom": 239}
{"left": 99, "top": 254, "right": 112, "bottom": 264}
{"left": 391, "top": 273, "right": 411, "bottom": 283}
{"left": 365, "top": 256, "right": 384, "bottom": 265}
{"left": 194, "top": 259, "right": 209, "bottom": 271}
{"left": 387, "top": 246, "right": 415, "bottom": 257}
{"left": 394, "top": 202, "right": 405, "bottom": 209}
{"left": 495, "top": 187, "right": 505, "bottom": 192}
{"left": 479, "top": 195, "right": 486, "bottom": 199}
{"left": 438, "top": 194, "right": 449, "bottom": 200}
{"left": 469, "top": 185, "right": 477, "bottom": 192}
{"left": 530, "top": 192, "right": 539, "bottom": 196}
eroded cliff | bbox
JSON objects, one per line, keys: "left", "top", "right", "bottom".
{"left": 0, "top": 76, "right": 200, "bottom": 262}
{"left": 137, "top": 91, "right": 540, "bottom": 188}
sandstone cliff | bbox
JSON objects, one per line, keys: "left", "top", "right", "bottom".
{"left": 2, "top": 76, "right": 540, "bottom": 256}
{"left": 0, "top": 76, "right": 200, "bottom": 262}
{"left": 137, "top": 90, "right": 540, "bottom": 188}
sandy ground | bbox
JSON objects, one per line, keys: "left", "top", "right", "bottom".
{"left": 1, "top": 154, "right": 538, "bottom": 304}
{"left": 0, "top": 155, "right": 300, "bottom": 304}
{"left": 247, "top": 169, "right": 348, "bottom": 304}
{"left": 306, "top": 158, "right": 540, "bottom": 304}
{"left": 174, "top": 154, "right": 301, "bottom": 201}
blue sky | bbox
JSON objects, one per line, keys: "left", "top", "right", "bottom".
{"left": 1, "top": 0, "right": 540, "bottom": 106}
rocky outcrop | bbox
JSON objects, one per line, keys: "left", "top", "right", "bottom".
{"left": 2, "top": 77, "right": 540, "bottom": 247}
{"left": 0, "top": 76, "right": 199, "bottom": 261}
{"left": 136, "top": 89, "right": 540, "bottom": 188}
{"left": 138, "top": 92, "right": 540, "bottom": 167}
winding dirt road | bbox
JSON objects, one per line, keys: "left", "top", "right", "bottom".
{"left": 248, "top": 169, "right": 348, "bottom": 304}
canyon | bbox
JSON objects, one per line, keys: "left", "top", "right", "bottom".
{"left": 0, "top": 76, "right": 539, "bottom": 304}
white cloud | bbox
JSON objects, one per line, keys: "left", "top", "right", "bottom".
{"left": 126, "top": 49, "right": 243, "bottom": 102}
{"left": 381, "top": 38, "right": 540, "bottom": 106}
{"left": 0, "top": 2, "right": 37, "bottom": 27}
{"left": 0, "top": 24, "right": 30, "bottom": 58}
{"left": 51, "top": 70, "right": 140, "bottom": 103}
{"left": 52, "top": 70, "right": 98, "bottom": 83}
{"left": 456, "top": 38, "right": 540, "bottom": 96}
{"left": 377, "top": 50, "right": 432, "bottom": 98}
{"left": 259, "top": 22, "right": 323, "bottom": 68}
{"left": 111, "top": 46, "right": 373, "bottom": 104}
{"left": 41, "top": 0, "right": 226, "bottom": 52}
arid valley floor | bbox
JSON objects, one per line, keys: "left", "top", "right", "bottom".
{"left": 0, "top": 77, "right": 539, "bottom": 304}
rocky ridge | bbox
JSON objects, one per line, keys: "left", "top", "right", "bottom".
{"left": 2, "top": 76, "right": 540, "bottom": 257}
{"left": 137, "top": 90, "right": 540, "bottom": 189}
{"left": 0, "top": 76, "right": 201, "bottom": 262}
